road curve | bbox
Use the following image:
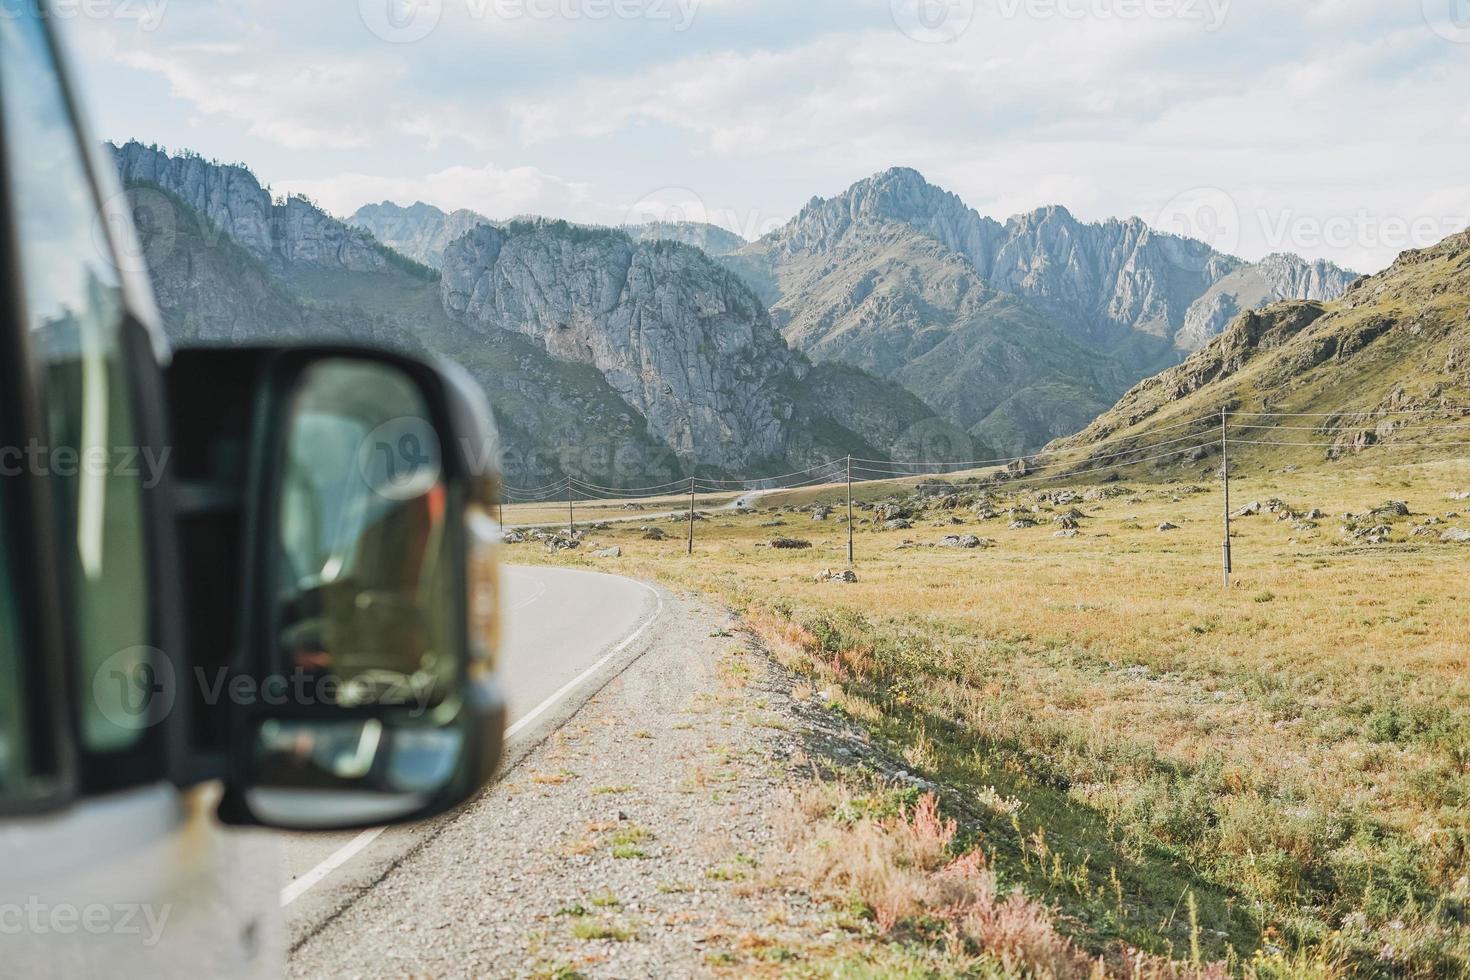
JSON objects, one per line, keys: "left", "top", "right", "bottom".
{"left": 278, "top": 564, "right": 663, "bottom": 944}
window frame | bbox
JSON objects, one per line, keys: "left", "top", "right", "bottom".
{"left": 0, "top": 1, "right": 191, "bottom": 807}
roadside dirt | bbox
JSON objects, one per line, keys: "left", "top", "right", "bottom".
{"left": 288, "top": 584, "right": 879, "bottom": 979}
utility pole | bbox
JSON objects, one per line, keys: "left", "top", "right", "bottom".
{"left": 688, "top": 476, "right": 696, "bottom": 555}
{"left": 1221, "top": 409, "right": 1232, "bottom": 589}
{"left": 846, "top": 455, "right": 854, "bottom": 566}
{"left": 567, "top": 480, "right": 574, "bottom": 537}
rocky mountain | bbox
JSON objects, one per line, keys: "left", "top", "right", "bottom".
{"left": 440, "top": 219, "right": 808, "bottom": 471}
{"left": 112, "top": 142, "right": 403, "bottom": 276}
{"left": 115, "top": 143, "right": 970, "bottom": 485}
{"left": 350, "top": 201, "right": 492, "bottom": 270}
{"left": 625, "top": 222, "right": 747, "bottom": 256}
{"left": 731, "top": 167, "right": 1357, "bottom": 453}
{"left": 1175, "top": 253, "right": 1359, "bottom": 353}
{"left": 1044, "top": 230, "right": 1470, "bottom": 476}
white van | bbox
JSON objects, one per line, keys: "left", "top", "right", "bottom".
{"left": 0, "top": 4, "right": 507, "bottom": 975}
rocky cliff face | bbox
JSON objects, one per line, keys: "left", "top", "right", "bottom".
{"left": 440, "top": 220, "right": 808, "bottom": 470}
{"left": 751, "top": 167, "right": 1355, "bottom": 360}
{"left": 111, "top": 141, "right": 391, "bottom": 275}
{"left": 1177, "top": 253, "right": 1359, "bottom": 352}
{"left": 350, "top": 201, "right": 492, "bottom": 269}
{"left": 119, "top": 144, "right": 957, "bottom": 483}
{"left": 734, "top": 167, "right": 1359, "bottom": 452}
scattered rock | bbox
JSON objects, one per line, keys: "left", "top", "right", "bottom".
{"left": 938, "top": 534, "right": 984, "bottom": 549}
{"left": 641, "top": 527, "right": 667, "bottom": 541}
{"left": 814, "top": 568, "right": 858, "bottom": 583}
{"left": 1053, "top": 515, "right": 1080, "bottom": 530}
{"left": 1371, "top": 500, "right": 1411, "bottom": 518}
{"left": 501, "top": 530, "right": 526, "bottom": 544}
{"left": 1231, "top": 501, "right": 1262, "bottom": 518}
{"left": 1054, "top": 529, "right": 1079, "bottom": 539}
{"left": 1443, "top": 528, "right": 1470, "bottom": 543}
{"left": 1157, "top": 522, "right": 1179, "bottom": 532}
{"left": 1008, "top": 519, "right": 1038, "bottom": 530}
{"left": 1449, "top": 491, "right": 1470, "bottom": 501}
{"left": 882, "top": 519, "right": 913, "bottom": 531}
{"left": 811, "top": 507, "right": 832, "bottom": 521}
{"left": 769, "top": 538, "right": 813, "bottom": 550}
{"left": 592, "top": 547, "right": 622, "bottom": 558}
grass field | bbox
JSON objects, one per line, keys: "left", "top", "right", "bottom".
{"left": 510, "top": 457, "right": 1470, "bottom": 977}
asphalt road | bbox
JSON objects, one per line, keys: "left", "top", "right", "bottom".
{"left": 277, "top": 564, "right": 664, "bottom": 947}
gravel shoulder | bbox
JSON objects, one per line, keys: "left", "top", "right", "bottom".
{"left": 288, "top": 580, "right": 874, "bottom": 979}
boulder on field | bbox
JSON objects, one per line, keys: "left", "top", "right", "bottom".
{"left": 1371, "top": 500, "right": 1411, "bottom": 518}
{"left": 939, "top": 534, "right": 984, "bottom": 549}
{"left": 1157, "top": 522, "right": 1179, "bottom": 532}
{"left": 1442, "top": 528, "right": 1470, "bottom": 543}
{"left": 815, "top": 568, "right": 858, "bottom": 583}
{"left": 1231, "top": 501, "right": 1262, "bottom": 518}
{"left": 592, "top": 547, "right": 622, "bottom": 558}
{"left": 1054, "top": 529, "right": 1079, "bottom": 539}
{"left": 770, "top": 538, "right": 813, "bottom": 550}
{"left": 501, "top": 530, "right": 526, "bottom": 544}
{"left": 641, "top": 527, "right": 667, "bottom": 541}
{"left": 883, "top": 519, "right": 913, "bottom": 531}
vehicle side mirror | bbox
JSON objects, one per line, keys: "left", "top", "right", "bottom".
{"left": 169, "top": 347, "right": 505, "bottom": 831}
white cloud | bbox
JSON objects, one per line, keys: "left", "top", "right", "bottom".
{"left": 67, "top": 0, "right": 1470, "bottom": 271}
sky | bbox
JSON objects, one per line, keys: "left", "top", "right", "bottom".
{"left": 64, "top": 0, "right": 1470, "bottom": 273}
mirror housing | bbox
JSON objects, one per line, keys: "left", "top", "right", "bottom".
{"left": 164, "top": 345, "right": 505, "bottom": 831}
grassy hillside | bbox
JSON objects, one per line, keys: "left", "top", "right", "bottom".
{"left": 1046, "top": 232, "right": 1470, "bottom": 480}
{"left": 515, "top": 453, "right": 1470, "bottom": 976}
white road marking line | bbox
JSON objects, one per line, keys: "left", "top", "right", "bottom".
{"left": 502, "top": 567, "right": 549, "bottom": 612}
{"left": 280, "top": 828, "right": 385, "bottom": 907}
{"left": 278, "top": 576, "right": 662, "bottom": 907}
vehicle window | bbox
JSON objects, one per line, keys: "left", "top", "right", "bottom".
{"left": 0, "top": 480, "right": 29, "bottom": 794}
{"left": 0, "top": 4, "right": 153, "bottom": 756}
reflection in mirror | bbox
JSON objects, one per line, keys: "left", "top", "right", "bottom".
{"left": 248, "top": 719, "right": 464, "bottom": 827}
{"left": 245, "top": 358, "right": 467, "bottom": 828}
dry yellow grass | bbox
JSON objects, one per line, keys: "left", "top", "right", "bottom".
{"left": 514, "top": 455, "right": 1470, "bottom": 975}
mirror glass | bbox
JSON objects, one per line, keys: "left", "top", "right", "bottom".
{"left": 246, "top": 358, "right": 466, "bottom": 828}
